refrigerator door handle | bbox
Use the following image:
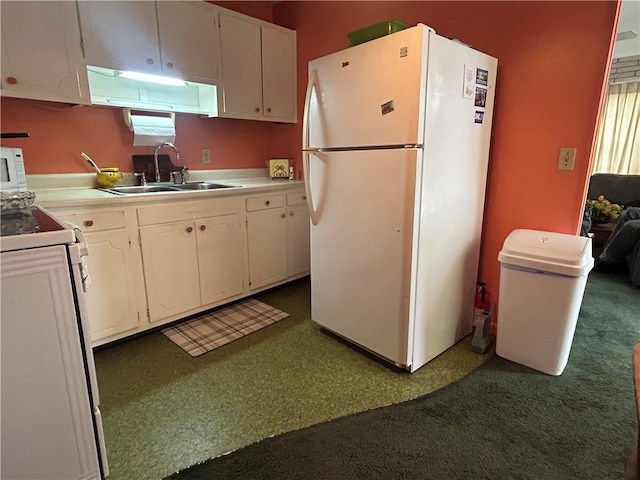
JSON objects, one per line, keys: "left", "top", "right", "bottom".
{"left": 303, "top": 69, "right": 320, "bottom": 225}
{"left": 302, "top": 69, "right": 317, "bottom": 151}
{"left": 303, "top": 150, "right": 319, "bottom": 225}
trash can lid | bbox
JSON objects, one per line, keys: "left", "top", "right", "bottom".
{"left": 498, "top": 229, "right": 594, "bottom": 276}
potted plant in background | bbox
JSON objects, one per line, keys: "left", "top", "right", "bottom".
{"left": 585, "top": 195, "right": 624, "bottom": 245}
{"left": 586, "top": 195, "right": 624, "bottom": 224}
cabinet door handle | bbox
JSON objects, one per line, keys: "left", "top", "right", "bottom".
{"left": 84, "top": 220, "right": 94, "bottom": 227}
{"left": 265, "top": 200, "right": 270, "bottom": 206}
{"left": 147, "top": 58, "right": 154, "bottom": 65}
{"left": 280, "top": 213, "right": 286, "bottom": 219}
{"left": 6, "top": 76, "right": 17, "bottom": 85}
{"left": 255, "top": 107, "right": 261, "bottom": 113}
{"left": 186, "top": 226, "right": 193, "bottom": 233}
{"left": 166, "top": 62, "right": 173, "bottom": 69}
{"left": 302, "top": 196, "right": 307, "bottom": 200}
{"left": 199, "top": 225, "right": 206, "bottom": 231}
{"left": 266, "top": 107, "right": 272, "bottom": 113}
{"left": 289, "top": 211, "right": 294, "bottom": 216}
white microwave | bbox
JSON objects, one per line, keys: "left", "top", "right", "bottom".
{"left": 0, "top": 147, "right": 27, "bottom": 191}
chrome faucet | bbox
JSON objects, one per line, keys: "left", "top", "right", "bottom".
{"left": 170, "top": 166, "right": 189, "bottom": 184}
{"left": 153, "top": 142, "right": 181, "bottom": 183}
{"left": 134, "top": 172, "right": 147, "bottom": 186}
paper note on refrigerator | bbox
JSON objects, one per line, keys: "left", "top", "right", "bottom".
{"left": 463, "top": 65, "right": 475, "bottom": 99}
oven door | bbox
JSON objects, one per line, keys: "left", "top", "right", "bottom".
{"left": 1, "top": 242, "right": 104, "bottom": 479}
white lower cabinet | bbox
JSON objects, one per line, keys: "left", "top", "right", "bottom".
{"left": 51, "top": 208, "right": 146, "bottom": 345}
{"left": 246, "top": 191, "right": 310, "bottom": 291}
{"left": 140, "top": 221, "right": 201, "bottom": 323}
{"left": 48, "top": 187, "right": 308, "bottom": 344}
{"left": 140, "top": 215, "right": 246, "bottom": 323}
{"left": 197, "top": 214, "right": 245, "bottom": 305}
{"left": 138, "top": 198, "right": 247, "bottom": 324}
{"left": 247, "top": 207, "right": 288, "bottom": 290}
{"left": 83, "top": 229, "right": 144, "bottom": 340}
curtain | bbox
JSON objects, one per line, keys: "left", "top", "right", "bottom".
{"left": 592, "top": 81, "right": 640, "bottom": 174}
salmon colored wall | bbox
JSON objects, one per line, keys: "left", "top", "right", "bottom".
{"left": 0, "top": 1, "right": 289, "bottom": 174}
{"left": 271, "top": 1, "right": 618, "bottom": 314}
{"left": 0, "top": 98, "right": 297, "bottom": 173}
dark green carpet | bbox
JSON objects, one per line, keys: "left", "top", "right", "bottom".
{"left": 94, "top": 277, "right": 490, "bottom": 479}
{"left": 167, "top": 270, "right": 639, "bottom": 480}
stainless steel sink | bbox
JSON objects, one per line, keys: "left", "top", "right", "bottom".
{"left": 172, "top": 182, "right": 235, "bottom": 190}
{"left": 105, "top": 185, "right": 180, "bottom": 195}
{"left": 103, "top": 182, "right": 237, "bottom": 195}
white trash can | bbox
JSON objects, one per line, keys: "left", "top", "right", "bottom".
{"left": 496, "top": 229, "right": 594, "bottom": 375}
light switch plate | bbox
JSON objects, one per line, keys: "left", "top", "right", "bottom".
{"left": 558, "top": 147, "right": 576, "bottom": 170}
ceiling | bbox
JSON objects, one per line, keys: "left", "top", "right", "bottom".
{"left": 614, "top": 0, "right": 640, "bottom": 58}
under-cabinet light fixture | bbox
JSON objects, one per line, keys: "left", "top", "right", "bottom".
{"left": 118, "top": 70, "right": 187, "bottom": 87}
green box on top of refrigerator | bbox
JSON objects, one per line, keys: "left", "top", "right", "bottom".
{"left": 347, "top": 20, "right": 407, "bottom": 47}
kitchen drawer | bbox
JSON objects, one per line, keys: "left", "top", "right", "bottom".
{"left": 286, "top": 191, "right": 307, "bottom": 206}
{"left": 246, "top": 194, "right": 285, "bottom": 212}
{"left": 138, "top": 197, "right": 243, "bottom": 226}
{"left": 55, "top": 210, "right": 126, "bottom": 232}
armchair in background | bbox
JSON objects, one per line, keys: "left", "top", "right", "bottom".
{"left": 587, "top": 174, "right": 640, "bottom": 288}
{"left": 587, "top": 174, "right": 640, "bottom": 209}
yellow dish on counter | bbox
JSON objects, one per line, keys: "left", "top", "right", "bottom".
{"left": 96, "top": 168, "right": 122, "bottom": 188}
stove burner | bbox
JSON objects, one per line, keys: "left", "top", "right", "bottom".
{"left": 0, "top": 210, "right": 40, "bottom": 236}
{"left": 0, "top": 206, "right": 65, "bottom": 238}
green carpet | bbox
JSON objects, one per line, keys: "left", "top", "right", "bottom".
{"left": 94, "top": 277, "right": 490, "bottom": 479}
{"left": 166, "top": 271, "right": 639, "bottom": 480}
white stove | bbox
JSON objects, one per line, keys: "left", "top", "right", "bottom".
{"left": 0, "top": 203, "right": 108, "bottom": 479}
{"left": 0, "top": 205, "right": 76, "bottom": 252}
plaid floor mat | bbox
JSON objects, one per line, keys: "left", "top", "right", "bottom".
{"left": 161, "top": 299, "right": 289, "bottom": 357}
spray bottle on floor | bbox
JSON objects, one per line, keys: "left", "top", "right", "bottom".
{"left": 471, "top": 282, "right": 493, "bottom": 354}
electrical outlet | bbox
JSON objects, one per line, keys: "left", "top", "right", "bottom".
{"left": 202, "top": 148, "right": 211, "bottom": 164}
{"left": 558, "top": 147, "right": 576, "bottom": 170}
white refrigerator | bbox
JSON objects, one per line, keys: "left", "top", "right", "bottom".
{"left": 302, "top": 24, "right": 497, "bottom": 372}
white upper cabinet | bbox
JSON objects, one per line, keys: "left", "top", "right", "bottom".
{"left": 0, "top": 1, "right": 89, "bottom": 104}
{"left": 1, "top": 0, "right": 296, "bottom": 119}
{"left": 155, "top": 1, "right": 220, "bottom": 83}
{"left": 218, "top": 12, "right": 263, "bottom": 120}
{"left": 77, "top": 0, "right": 220, "bottom": 84}
{"left": 77, "top": 1, "right": 161, "bottom": 73}
{"left": 217, "top": 9, "right": 297, "bottom": 123}
{"left": 261, "top": 24, "right": 297, "bottom": 122}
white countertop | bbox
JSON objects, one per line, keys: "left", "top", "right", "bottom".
{"left": 30, "top": 169, "right": 305, "bottom": 209}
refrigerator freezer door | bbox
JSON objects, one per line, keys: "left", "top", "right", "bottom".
{"left": 307, "top": 25, "right": 429, "bottom": 149}
{"left": 308, "top": 148, "right": 418, "bottom": 366}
